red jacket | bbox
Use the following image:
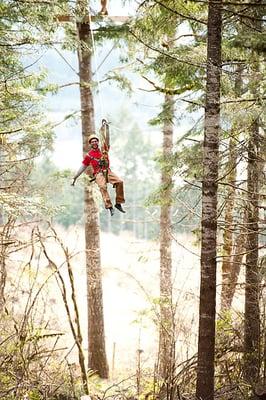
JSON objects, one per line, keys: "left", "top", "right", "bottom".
{"left": 82, "top": 148, "right": 109, "bottom": 175}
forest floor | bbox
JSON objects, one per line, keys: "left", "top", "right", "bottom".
{"left": 9, "top": 224, "right": 244, "bottom": 379}
{"left": 40, "top": 226, "right": 200, "bottom": 375}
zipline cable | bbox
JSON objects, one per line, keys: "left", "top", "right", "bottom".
{"left": 95, "top": 41, "right": 117, "bottom": 74}
{"left": 88, "top": 10, "right": 105, "bottom": 121}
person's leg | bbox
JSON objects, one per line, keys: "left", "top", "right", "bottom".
{"left": 107, "top": 170, "right": 125, "bottom": 209}
{"left": 95, "top": 172, "right": 112, "bottom": 208}
{"left": 100, "top": 0, "right": 108, "bottom": 15}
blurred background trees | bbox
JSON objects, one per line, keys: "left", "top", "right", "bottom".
{"left": 0, "top": 0, "right": 265, "bottom": 399}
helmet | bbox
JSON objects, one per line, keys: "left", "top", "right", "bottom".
{"left": 88, "top": 134, "right": 99, "bottom": 143}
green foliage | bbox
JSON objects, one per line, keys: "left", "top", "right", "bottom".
{"left": 28, "top": 389, "right": 41, "bottom": 400}
{"left": 215, "top": 312, "right": 247, "bottom": 396}
{"left": 149, "top": 100, "right": 176, "bottom": 126}
{"left": 174, "top": 141, "right": 203, "bottom": 180}
{"left": 104, "top": 71, "right": 133, "bottom": 93}
{"left": 0, "top": 0, "right": 68, "bottom": 224}
{"left": 130, "top": 0, "right": 208, "bottom": 102}
{"left": 0, "top": 314, "right": 78, "bottom": 400}
{"left": 30, "top": 157, "right": 84, "bottom": 226}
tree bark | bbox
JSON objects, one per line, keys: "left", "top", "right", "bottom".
{"left": 220, "top": 65, "right": 244, "bottom": 311}
{"left": 158, "top": 94, "right": 175, "bottom": 389}
{"left": 77, "top": 16, "right": 109, "bottom": 378}
{"left": 196, "top": 0, "right": 222, "bottom": 399}
{"left": 0, "top": 239, "right": 6, "bottom": 312}
{"left": 220, "top": 137, "right": 237, "bottom": 311}
{"left": 243, "top": 1, "right": 262, "bottom": 385}
{"left": 225, "top": 215, "right": 247, "bottom": 309}
{"left": 0, "top": 146, "right": 6, "bottom": 311}
{"left": 244, "top": 118, "right": 260, "bottom": 384}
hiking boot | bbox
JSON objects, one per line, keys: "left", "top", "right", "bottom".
{"left": 115, "top": 204, "right": 126, "bottom": 213}
{"left": 108, "top": 207, "right": 114, "bottom": 216}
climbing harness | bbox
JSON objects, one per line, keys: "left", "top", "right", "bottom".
{"left": 87, "top": 119, "right": 110, "bottom": 183}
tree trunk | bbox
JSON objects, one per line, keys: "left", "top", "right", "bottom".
{"left": 0, "top": 241, "right": 6, "bottom": 312}
{"left": 244, "top": 118, "right": 260, "bottom": 384}
{"left": 0, "top": 146, "right": 6, "bottom": 311}
{"left": 220, "top": 65, "right": 244, "bottom": 311}
{"left": 226, "top": 214, "right": 247, "bottom": 309}
{"left": 158, "top": 94, "right": 175, "bottom": 388}
{"left": 77, "top": 16, "right": 109, "bottom": 378}
{"left": 243, "top": 2, "right": 262, "bottom": 384}
{"left": 220, "top": 138, "right": 237, "bottom": 310}
{"left": 196, "top": 0, "right": 222, "bottom": 399}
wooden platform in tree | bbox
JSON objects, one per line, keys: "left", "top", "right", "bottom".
{"left": 56, "top": 15, "right": 130, "bottom": 23}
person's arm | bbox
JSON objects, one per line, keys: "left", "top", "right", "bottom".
{"left": 105, "top": 121, "right": 110, "bottom": 149}
{"left": 71, "top": 164, "right": 87, "bottom": 186}
{"left": 100, "top": 119, "right": 110, "bottom": 150}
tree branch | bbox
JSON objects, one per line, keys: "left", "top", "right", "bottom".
{"left": 153, "top": 0, "right": 207, "bottom": 25}
{"left": 222, "top": 97, "right": 266, "bottom": 104}
{"left": 130, "top": 30, "right": 205, "bottom": 69}
{"left": 141, "top": 75, "right": 195, "bottom": 95}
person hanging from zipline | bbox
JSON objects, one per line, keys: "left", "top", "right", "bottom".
{"left": 71, "top": 119, "right": 126, "bottom": 216}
